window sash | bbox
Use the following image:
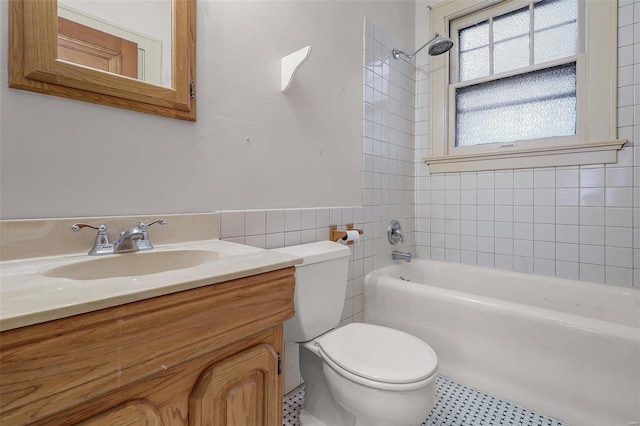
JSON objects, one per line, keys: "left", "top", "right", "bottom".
{"left": 449, "top": 0, "right": 584, "bottom": 85}
{"left": 447, "top": 55, "right": 587, "bottom": 156}
{"left": 454, "top": 62, "right": 578, "bottom": 147}
{"left": 450, "top": 54, "right": 578, "bottom": 91}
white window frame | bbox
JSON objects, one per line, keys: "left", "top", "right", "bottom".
{"left": 426, "top": 0, "right": 626, "bottom": 173}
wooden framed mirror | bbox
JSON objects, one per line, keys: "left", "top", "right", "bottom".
{"left": 8, "top": 0, "right": 196, "bottom": 121}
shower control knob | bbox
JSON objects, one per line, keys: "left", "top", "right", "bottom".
{"left": 388, "top": 220, "right": 404, "bottom": 245}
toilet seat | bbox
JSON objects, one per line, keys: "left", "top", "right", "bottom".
{"left": 315, "top": 323, "right": 438, "bottom": 391}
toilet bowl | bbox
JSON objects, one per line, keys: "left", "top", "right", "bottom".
{"left": 273, "top": 242, "right": 439, "bottom": 426}
{"left": 313, "top": 323, "right": 437, "bottom": 426}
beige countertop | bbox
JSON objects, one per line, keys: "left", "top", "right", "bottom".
{"left": 0, "top": 239, "right": 301, "bottom": 332}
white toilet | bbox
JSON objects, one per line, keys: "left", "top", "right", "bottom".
{"left": 274, "top": 241, "right": 438, "bottom": 426}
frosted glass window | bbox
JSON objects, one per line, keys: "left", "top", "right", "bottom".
{"left": 534, "top": 0, "right": 578, "bottom": 64}
{"left": 493, "top": 7, "right": 530, "bottom": 74}
{"left": 459, "top": 21, "right": 489, "bottom": 81}
{"left": 455, "top": 62, "right": 576, "bottom": 147}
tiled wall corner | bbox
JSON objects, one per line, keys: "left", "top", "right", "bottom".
{"left": 414, "top": 0, "right": 639, "bottom": 288}
{"left": 414, "top": 35, "right": 432, "bottom": 261}
{"left": 626, "top": 0, "right": 640, "bottom": 285}
{"left": 363, "top": 16, "right": 417, "bottom": 266}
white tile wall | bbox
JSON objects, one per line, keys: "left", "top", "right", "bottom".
{"left": 415, "top": 0, "right": 639, "bottom": 288}
{"left": 363, "top": 16, "right": 416, "bottom": 270}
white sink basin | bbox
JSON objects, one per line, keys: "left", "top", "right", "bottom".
{"left": 44, "top": 250, "right": 218, "bottom": 280}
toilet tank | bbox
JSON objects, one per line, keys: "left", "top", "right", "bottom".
{"left": 273, "top": 241, "right": 351, "bottom": 342}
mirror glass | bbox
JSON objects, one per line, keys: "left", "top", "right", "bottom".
{"left": 57, "top": 0, "right": 172, "bottom": 88}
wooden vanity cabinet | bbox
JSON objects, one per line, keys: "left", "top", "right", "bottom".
{"left": 0, "top": 267, "right": 295, "bottom": 425}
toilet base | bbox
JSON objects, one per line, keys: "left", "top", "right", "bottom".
{"left": 299, "top": 409, "right": 348, "bottom": 426}
{"left": 299, "top": 343, "right": 356, "bottom": 426}
{"left": 299, "top": 407, "right": 428, "bottom": 426}
{"left": 324, "top": 360, "right": 435, "bottom": 426}
{"left": 298, "top": 340, "right": 435, "bottom": 426}
{"left": 298, "top": 409, "right": 324, "bottom": 426}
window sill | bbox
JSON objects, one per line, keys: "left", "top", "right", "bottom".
{"left": 424, "top": 139, "right": 627, "bottom": 173}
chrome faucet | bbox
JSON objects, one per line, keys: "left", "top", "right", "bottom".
{"left": 392, "top": 250, "right": 412, "bottom": 262}
{"left": 71, "top": 219, "right": 166, "bottom": 255}
{"left": 113, "top": 226, "right": 145, "bottom": 253}
{"left": 113, "top": 220, "right": 167, "bottom": 253}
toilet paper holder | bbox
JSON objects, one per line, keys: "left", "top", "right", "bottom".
{"left": 330, "top": 224, "right": 363, "bottom": 245}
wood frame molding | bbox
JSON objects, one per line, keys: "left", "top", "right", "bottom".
{"left": 8, "top": 0, "right": 196, "bottom": 121}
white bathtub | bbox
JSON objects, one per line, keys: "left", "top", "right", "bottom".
{"left": 364, "top": 259, "right": 640, "bottom": 426}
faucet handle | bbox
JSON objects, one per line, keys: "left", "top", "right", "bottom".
{"left": 138, "top": 219, "right": 167, "bottom": 230}
{"left": 387, "top": 220, "right": 404, "bottom": 245}
{"left": 70, "top": 223, "right": 112, "bottom": 255}
{"left": 135, "top": 219, "right": 166, "bottom": 251}
{"left": 71, "top": 223, "right": 107, "bottom": 233}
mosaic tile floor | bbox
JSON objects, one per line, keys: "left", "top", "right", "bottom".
{"left": 283, "top": 376, "right": 569, "bottom": 426}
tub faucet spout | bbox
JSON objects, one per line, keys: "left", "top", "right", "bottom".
{"left": 392, "top": 250, "right": 412, "bottom": 262}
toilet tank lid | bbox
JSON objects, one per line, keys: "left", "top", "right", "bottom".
{"left": 316, "top": 323, "right": 438, "bottom": 384}
{"left": 272, "top": 241, "right": 351, "bottom": 266}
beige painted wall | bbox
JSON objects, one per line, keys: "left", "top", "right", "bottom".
{"left": 0, "top": 1, "right": 415, "bottom": 219}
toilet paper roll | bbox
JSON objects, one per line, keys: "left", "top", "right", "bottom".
{"left": 345, "top": 230, "right": 360, "bottom": 243}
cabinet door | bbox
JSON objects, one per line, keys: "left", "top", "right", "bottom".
{"left": 189, "top": 344, "right": 279, "bottom": 426}
{"left": 77, "top": 400, "right": 164, "bottom": 425}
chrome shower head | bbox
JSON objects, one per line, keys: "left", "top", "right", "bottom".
{"left": 392, "top": 32, "right": 454, "bottom": 60}
{"left": 428, "top": 36, "right": 454, "bottom": 56}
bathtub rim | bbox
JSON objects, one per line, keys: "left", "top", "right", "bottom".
{"left": 366, "top": 258, "right": 640, "bottom": 328}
